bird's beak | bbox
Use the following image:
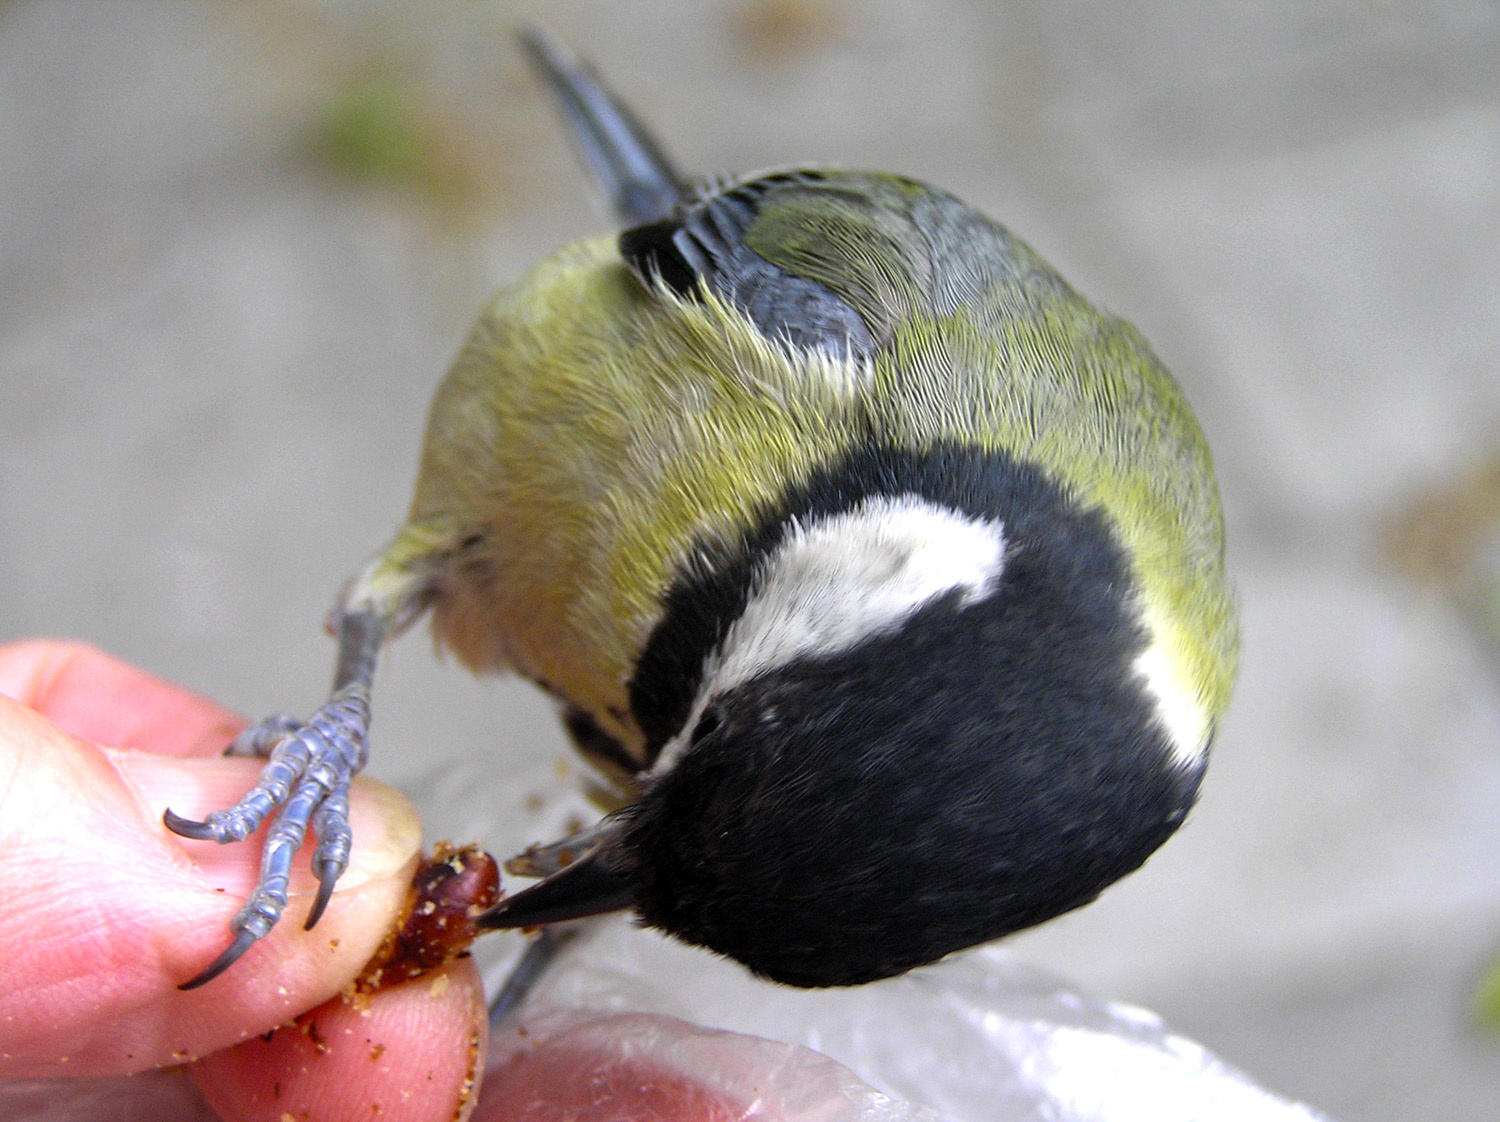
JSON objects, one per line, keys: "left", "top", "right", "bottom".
{"left": 478, "top": 828, "right": 636, "bottom": 929}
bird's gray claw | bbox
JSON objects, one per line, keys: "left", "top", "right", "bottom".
{"left": 165, "top": 685, "right": 372, "bottom": 985}
{"left": 177, "top": 927, "right": 262, "bottom": 991}
{"left": 161, "top": 807, "right": 217, "bottom": 841}
{"left": 305, "top": 856, "right": 341, "bottom": 931}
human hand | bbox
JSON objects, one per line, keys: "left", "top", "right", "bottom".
{"left": 0, "top": 640, "right": 487, "bottom": 1121}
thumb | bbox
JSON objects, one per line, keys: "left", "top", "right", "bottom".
{"left": 0, "top": 696, "right": 420, "bottom": 1078}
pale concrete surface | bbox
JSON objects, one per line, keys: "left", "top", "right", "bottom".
{"left": 4, "top": 1, "right": 1500, "bottom": 1118}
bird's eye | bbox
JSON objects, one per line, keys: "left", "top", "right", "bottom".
{"left": 690, "top": 708, "right": 722, "bottom": 744}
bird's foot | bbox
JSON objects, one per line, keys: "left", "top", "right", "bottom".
{"left": 165, "top": 684, "right": 372, "bottom": 988}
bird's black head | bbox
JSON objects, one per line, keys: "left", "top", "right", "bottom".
{"left": 613, "top": 443, "right": 1204, "bottom": 987}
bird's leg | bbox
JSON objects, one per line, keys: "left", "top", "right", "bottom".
{"left": 168, "top": 539, "right": 440, "bottom": 989}
{"left": 487, "top": 927, "right": 577, "bottom": 1026}
{"left": 166, "top": 611, "right": 383, "bottom": 988}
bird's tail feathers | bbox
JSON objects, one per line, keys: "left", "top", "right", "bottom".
{"left": 519, "top": 25, "right": 689, "bottom": 226}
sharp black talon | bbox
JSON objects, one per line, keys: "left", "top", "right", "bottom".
{"left": 179, "top": 928, "right": 261, "bottom": 990}
{"left": 163, "top": 808, "right": 216, "bottom": 841}
{"left": 305, "top": 863, "right": 339, "bottom": 930}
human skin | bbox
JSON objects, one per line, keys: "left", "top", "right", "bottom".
{"left": 0, "top": 640, "right": 487, "bottom": 1122}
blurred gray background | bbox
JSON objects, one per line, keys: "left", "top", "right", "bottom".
{"left": 4, "top": 1, "right": 1500, "bottom": 1118}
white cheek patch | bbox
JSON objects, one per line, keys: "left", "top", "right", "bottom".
{"left": 1133, "top": 644, "right": 1210, "bottom": 769}
{"left": 720, "top": 496, "right": 1007, "bottom": 691}
{"left": 652, "top": 496, "right": 1006, "bottom": 775}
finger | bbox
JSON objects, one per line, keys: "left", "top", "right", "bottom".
{"left": 478, "top": 1010, "right": 899, "bottom": 1122}
{"left": 0, "top": 639, "right": 242, "bottom": 758}
{"left": 0, "top": 699, "right": 420, "bottom": 1078}
{"left": 190, "top": 957, "right": 488, "bottom": 1122}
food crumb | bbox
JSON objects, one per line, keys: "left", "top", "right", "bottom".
{"left": 458, "top": 1026, "right": 482, "bottom": 1112}
{"left": 429, "top": 973, "right": 451, "bottom": 998}
{"left": 299, "top": 1017, "right": 329, "bottom": 1055}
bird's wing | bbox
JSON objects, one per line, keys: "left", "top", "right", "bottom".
{"left": 619, "top": 170, "right": 890, "bottom": 361}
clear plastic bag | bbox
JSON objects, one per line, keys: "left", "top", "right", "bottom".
{"left": 479, "top": 917, "right": 1334, "bottom": 1122}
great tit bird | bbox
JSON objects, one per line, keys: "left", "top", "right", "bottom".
{"left": 167, "top": 29, "right": 1238, "bottom": 990}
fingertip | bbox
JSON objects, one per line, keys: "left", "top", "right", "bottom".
{"left": 190, "top": 957, "right": 488, "bottom": 1122}
{"left": 0, "top": 736, "right": 423, "bottom": 1074}
{"left": 0, "top": 638, "right": 242, "bottom": 757}
{"left": 0, "top": 638, "right": 103, "bottom": 705}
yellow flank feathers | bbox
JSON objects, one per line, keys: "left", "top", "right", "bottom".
{"left": 394, "top": 237, "right": 864, "bottom": 753}
{"left": 869, "top": 302, "right": 1237, "bottom": 729}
